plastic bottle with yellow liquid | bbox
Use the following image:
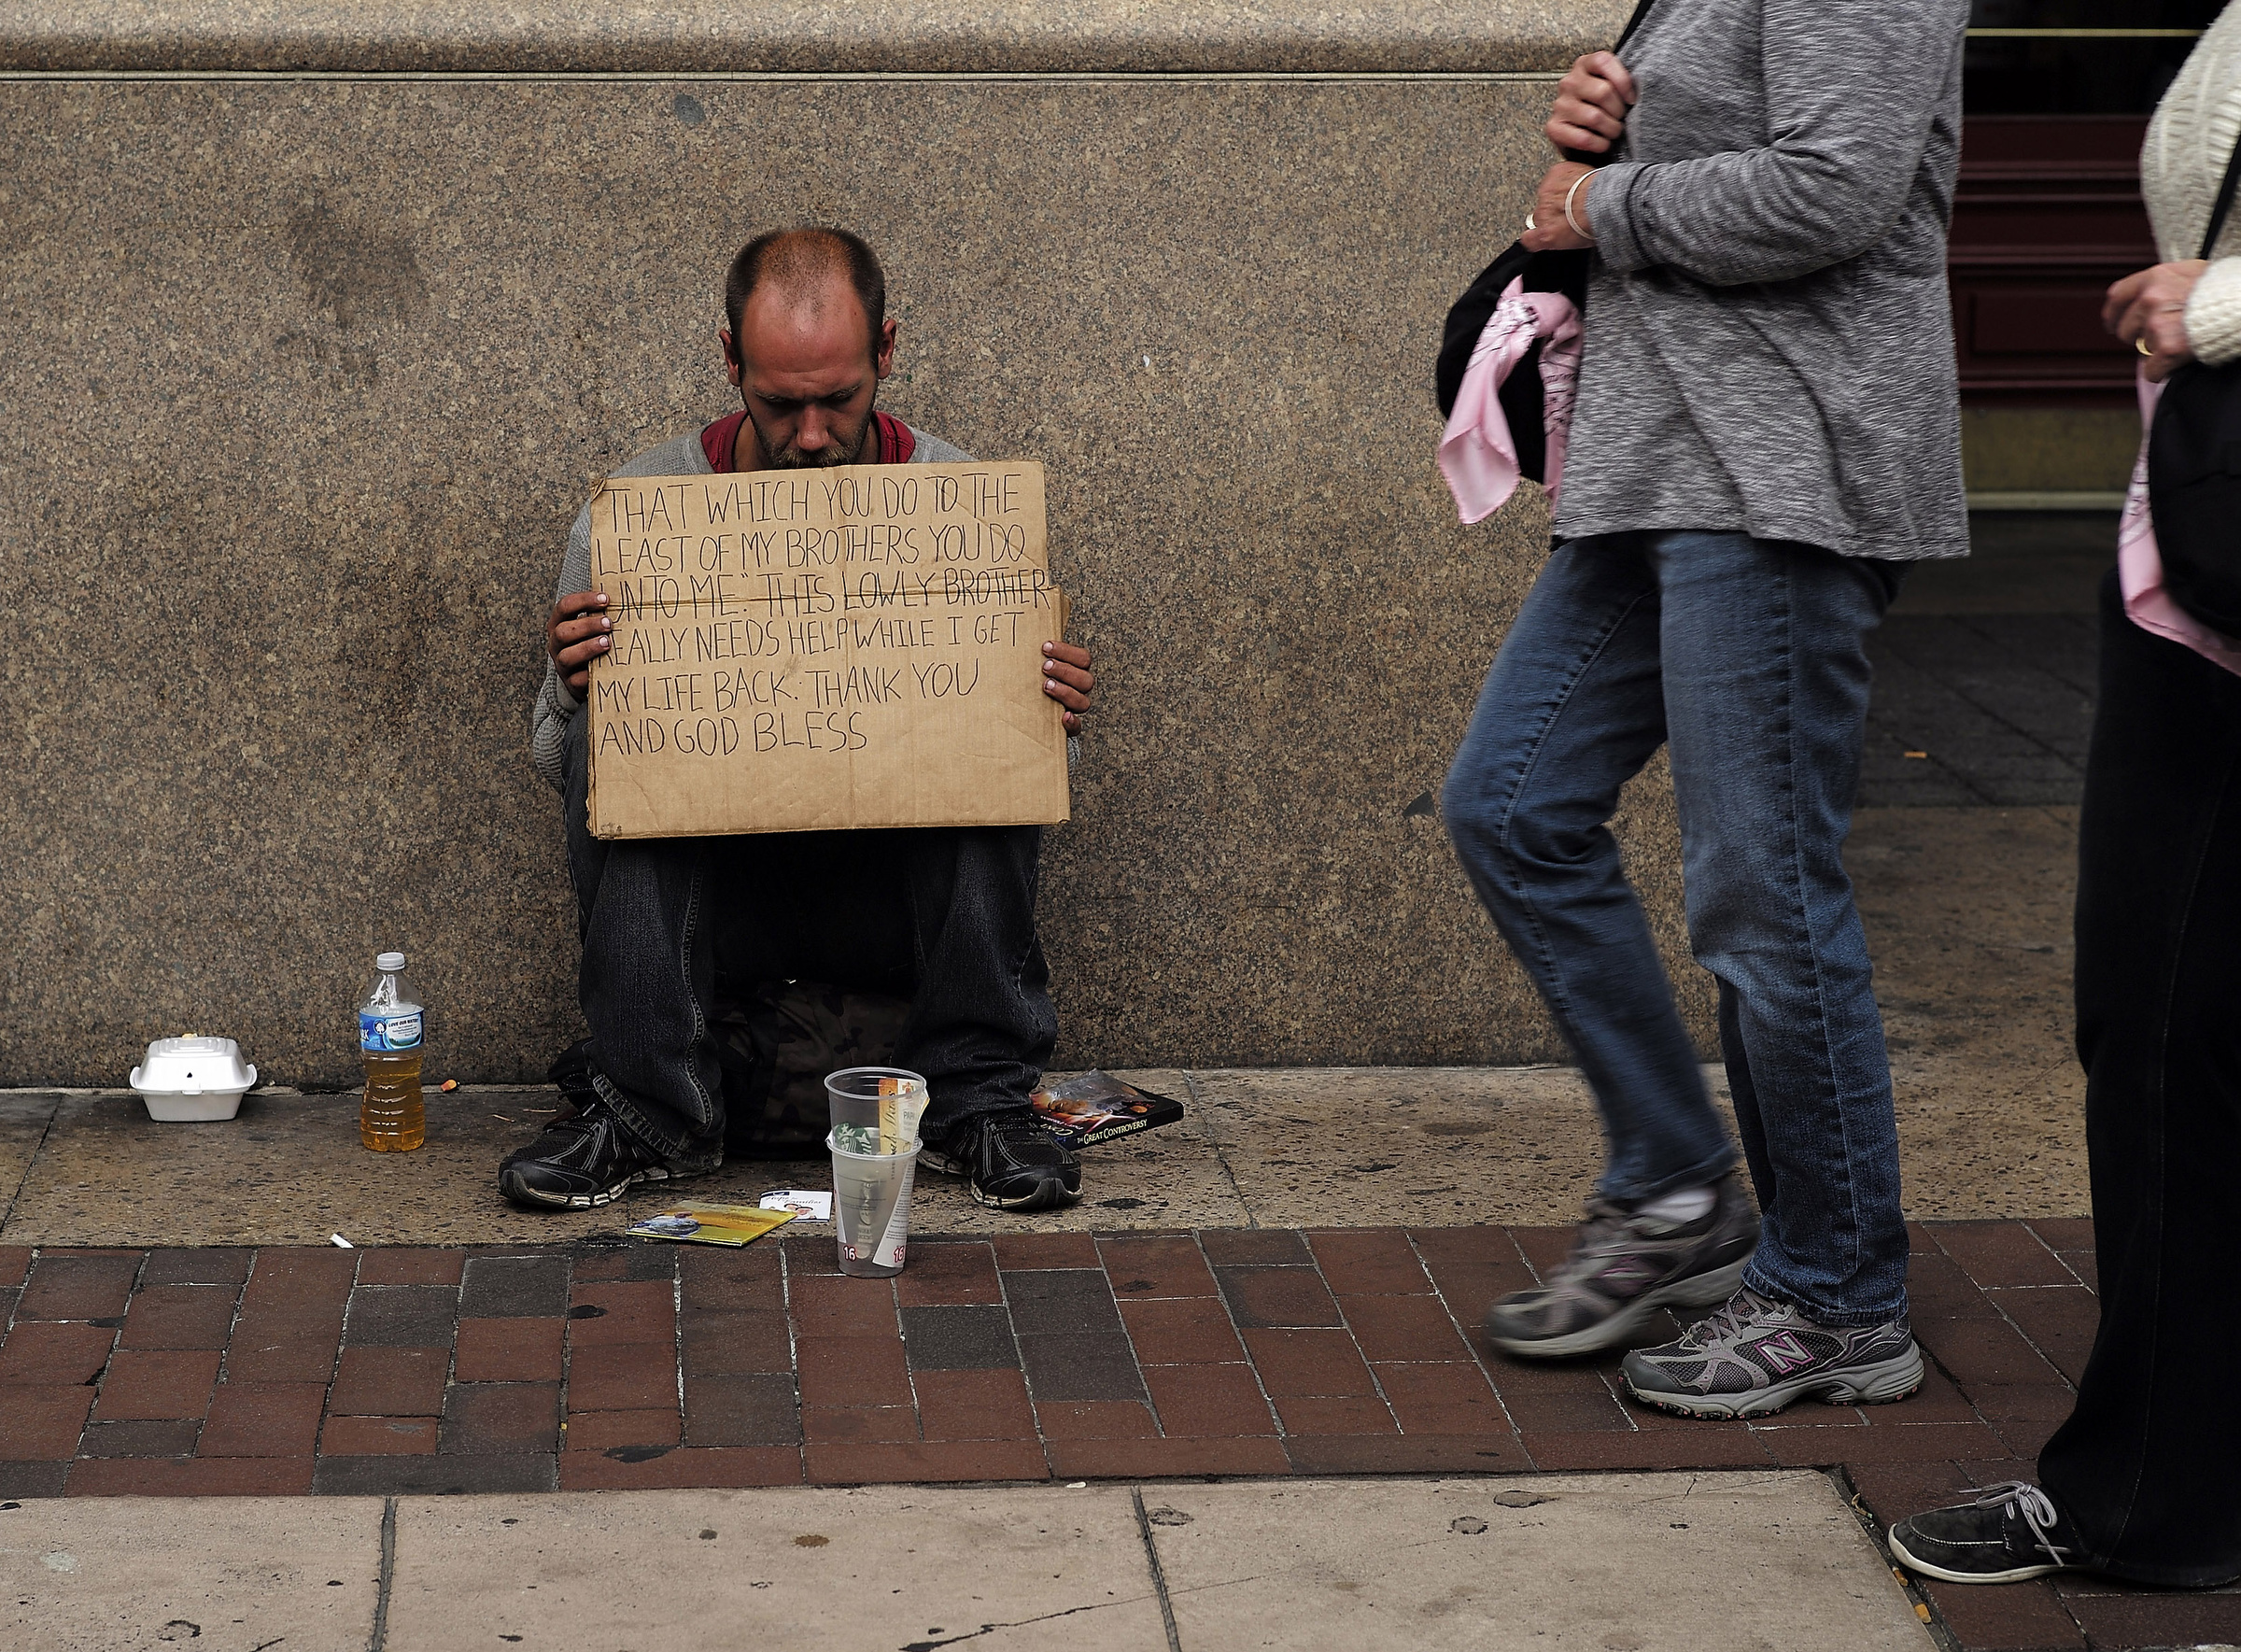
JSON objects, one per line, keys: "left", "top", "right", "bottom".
{"left": 358, "top": 951, "right": 426, "bottom": 1151}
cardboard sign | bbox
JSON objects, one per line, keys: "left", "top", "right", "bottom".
{"left": 585, "top": 460, "right": 1070, "bottom": 839}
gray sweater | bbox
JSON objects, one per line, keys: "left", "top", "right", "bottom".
{"left": 1553, "top": 0, "right": 1971, "bottom": 562}
{"left": 530, "top": 419, "right": 970, "bottom": 791}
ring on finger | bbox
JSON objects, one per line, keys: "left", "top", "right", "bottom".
{"left": 2137, "top": 336, "right": 2153, "bottom": 357}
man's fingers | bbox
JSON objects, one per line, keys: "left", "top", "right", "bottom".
{"left": 1041, "top": 641, "right": 1094, "bottom": 715}
{"left": 550, "top": 590, "right": 610, "bottom": 622}
{"left": 1041, "top": 676, "right": 1092, "bottom": 713}
{"left": 548, "top": 607, "right": 613, "bottom": 660}
{"left": 1041, "top": 661, "right": 1093, "bottom": 693}
{"left": 556, "top": 635, "right": 611, "bottom": 675}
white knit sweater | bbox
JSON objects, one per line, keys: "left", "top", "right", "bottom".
{"left": 2145, "top": 1, "right": 2241, "bottom": 366}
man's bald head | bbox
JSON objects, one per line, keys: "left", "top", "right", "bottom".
{"left": 724, "top": 227, "right": 886, "bottom": 368}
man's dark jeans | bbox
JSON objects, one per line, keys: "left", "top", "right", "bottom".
{"left": 2037, "top": 572, "right": 2241, "bottom": 1587}
{"left": 561, "top": 710, "right": 1057, "bottom": 1166}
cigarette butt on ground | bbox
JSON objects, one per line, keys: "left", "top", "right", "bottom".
{"left": 330, "top": 1234, "right": 353, "bottom": 1248}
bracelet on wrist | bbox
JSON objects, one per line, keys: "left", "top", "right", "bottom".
{"left": 1563, "top": 170, "right": 1596, "bottom": 241}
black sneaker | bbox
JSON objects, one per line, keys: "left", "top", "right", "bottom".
{"left": 922, "top": 1110, "right": 1081, "bottom": 1211}
{"left": 498, "top": 1099, "right": 683, "bottom": 1210}
{"left": 1889, "top": 1482, "right": 2086, "bottom": 1585}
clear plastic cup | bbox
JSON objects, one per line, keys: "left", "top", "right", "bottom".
{"left": 824, "top": 1067, "right": 928, "bottom": 1278}
{"left": 827, "top": 1131, "right": 922, "bottom": 1278}
{"left": 824, "top": 1066, "right": 927, "bottom": 1156}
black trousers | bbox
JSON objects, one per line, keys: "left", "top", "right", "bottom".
{"left": 560, "top": 713, "right": 1058, "bottom": 1165}
{"left": 2037, "top": 572, "right": 2241, "bottom": 1588}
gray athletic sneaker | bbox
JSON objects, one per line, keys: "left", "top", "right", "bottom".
{"left": 1621, "top": 1286, "right": 1924, "bottom": 1419}
{"left": 1485, "top": 1176, "right": 1759, "bottom": 1358}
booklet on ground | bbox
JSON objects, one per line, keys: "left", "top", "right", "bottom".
{"left": 627, "top": 1203, "right": 796, "bottom": 1246}
{"left": 1029, "top": 1070, "right": 1184, "bottom": 1149}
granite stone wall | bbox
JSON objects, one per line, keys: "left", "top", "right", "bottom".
{"left": 1, "top": 3, "right": 1712, "bottom": 1086}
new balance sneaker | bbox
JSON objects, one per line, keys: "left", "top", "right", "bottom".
{"left": 1621, "top": 1286, "right": 1924, "bottom": 1419}
{"left": 1888, "top": 1482, "right": 2086, "bottom": 1585}
{"left": 1485, "top": 1176, "right": 1760, "bottom": 1358}
{"left": 498, "top": 1099, "right": 685, "bottom": 1210}
{"left": 923, "top": 1109, "right": 1081, "bottom": 1211}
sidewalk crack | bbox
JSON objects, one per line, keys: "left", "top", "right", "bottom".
{"left": 368, "top": 1495, "right": 398, "bottom": 1652}
{"left": 0, "top": 1092, "right": 63, "bottom": 1237}
{"left": 897, "top": 1588, "right": 1157, "bottom": 1651}
{"left": 1182, "top": 1071, "right": 1255, "bottom": 1229}
{"left": 1131, "top": 1486, "right": 1185, "bottom": 1652}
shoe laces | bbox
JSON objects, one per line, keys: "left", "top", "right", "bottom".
{"left": 533, "top": 1098, "right": 627, "bottom": 1157}
{"left": 981, "top": 1110, "right": 1064, "bottom": 1156}
{"left": 1974, "top": 1481, "right": 2072, "bottom": 1569}
{"left": 1546, "top": 1197, "right": 1636, "bottom": 1281}
{"left": 1676, "top": 1287, "right": 1778, "bottom": 1349}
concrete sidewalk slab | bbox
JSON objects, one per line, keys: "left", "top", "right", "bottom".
{"left": 387, "top": 1484, "right": 1173, "bottom": 1649}
{"left": 1190, "top": 1065, "right": 1687, "bottom": 1228}
{"left": 1149, "top": 1473, "right": 1930, "bottom": 1651}
{"left": 0, "top": 1475, "right": 1932, "bottom": 1652}
{"left": 0, "top": 1493, "right": 382, "bottom": 1652}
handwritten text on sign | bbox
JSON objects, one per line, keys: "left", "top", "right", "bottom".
{"left": 584, "top": 461, "right": 1068, "bottom": 839}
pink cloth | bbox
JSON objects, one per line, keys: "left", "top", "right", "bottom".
{"left": 1438, "top": 279, "right": 1583, "bottom": 524}
{"left": 2121, "top": 367, "right": 2241, "bottom": 677}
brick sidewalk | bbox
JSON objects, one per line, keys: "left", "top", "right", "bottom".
{"left": 0, "top": 1220, "right": 2228, "bottom": 1652}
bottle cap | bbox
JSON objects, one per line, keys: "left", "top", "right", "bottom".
{"left": 375, "top": 952, "right": 406, "bottom": 972}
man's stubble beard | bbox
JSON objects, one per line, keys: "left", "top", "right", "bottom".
{"left": 747, "top": 403, "right": 873, "bottom": 469}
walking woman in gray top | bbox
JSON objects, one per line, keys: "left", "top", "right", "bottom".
{"left": 1441, "top": 0, "right": 1970, "bottom": 1413}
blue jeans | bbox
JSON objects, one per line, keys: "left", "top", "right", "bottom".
{"left": 561, "top": 711, "right": 1057, "bottom": 1166}
{"left": 1443, "top": 531, "right": 1908, "bottom": 1326}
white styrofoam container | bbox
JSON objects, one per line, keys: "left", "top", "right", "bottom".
{"left": 129, "top": 1036, "right": 257, "bottom": 1122}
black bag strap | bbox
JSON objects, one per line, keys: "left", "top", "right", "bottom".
{"left": 1612, "top": 0, "right": 1659, "bottom": 56}
{"left": 2201, "top": 130, "right": 2241, "bottom": 261}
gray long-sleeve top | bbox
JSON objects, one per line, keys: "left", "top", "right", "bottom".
{"left": 1552, "top": 0, "right": 1972, "bottom": 562}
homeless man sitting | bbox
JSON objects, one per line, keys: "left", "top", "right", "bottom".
{"left": 500, "top": 226, "right": 1096, "bottom": 1215}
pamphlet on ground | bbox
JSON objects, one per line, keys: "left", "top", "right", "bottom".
{"left": 1029, "top": 1071, "right": 1185, "bottom": 1148}
{"left": 627, "top": 1203, "right": 796, "bottom": 1246}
